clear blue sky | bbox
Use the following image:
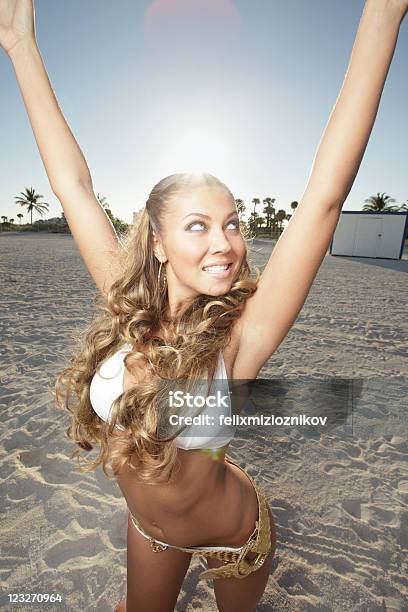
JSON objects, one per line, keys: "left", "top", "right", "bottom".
{"left": 1, "top": 0, "right": 407, "bottom": 224}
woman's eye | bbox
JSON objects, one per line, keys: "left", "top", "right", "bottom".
{"left": 227, "top": 220, "right": 240, "bottom": 230}
{"left": 187, "top": 221, "right": 206, "bottom": 231}
{"left": 186, "top": 220, "right": 240, "bottom": 232}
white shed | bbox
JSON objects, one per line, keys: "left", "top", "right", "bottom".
{"left": 329, "top": 211, "right": 408, "bottom": 260}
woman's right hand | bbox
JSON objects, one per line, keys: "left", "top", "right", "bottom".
{"left": 0, "top": 0, "right": 36, "bottom": 57}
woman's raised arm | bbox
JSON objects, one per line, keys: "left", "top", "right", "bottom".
{"left": 302, "top": 0, "right": 407, "bottom": 205}
{"left": 232, "top": 0, "right": 407, "bottom": 379}
{"left": 1, "top": 0, "right": 121, "bottom": 295}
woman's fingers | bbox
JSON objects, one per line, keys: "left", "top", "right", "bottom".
{"left": 0, "top": 0, "right": 36, "bottom": 56}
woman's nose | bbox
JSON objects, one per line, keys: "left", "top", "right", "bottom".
{"left": 209, "top": 228, "right": 232, "bottom": 253}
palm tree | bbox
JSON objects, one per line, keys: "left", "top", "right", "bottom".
{"left": 17, "top": 213, "right": 24, "bottom": 225}
{"left": 15, "top": 187, "right": 50, "bottom": 225}
{"left": 9, "top": 218, "right": 15, "bottom": 225}
{"left": 234, "top": 198, "right": 247, "bottom": 232}
{"left": 234, "top": 198, "right": 246, "bottom": 217}
{"left": 1, "top": 215, "right": 7, "bottom": 223}
{"left": 290, "top": 200, "right": 298, "bottom": 212}
{"left": 363, "top": 192, "right": 398, "bottom": 213}
{"left": 252, "top": 198, "right": 260, "bottom": 217}
{"left": 262, "top": 197, "right": 276, "bottom": 233}
{"left": 275, "top": 209, "right": 287, "bottom": 232}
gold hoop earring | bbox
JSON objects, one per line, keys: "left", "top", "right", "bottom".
{"left": 158, "top": 261, "right": 167, "bottom": 291}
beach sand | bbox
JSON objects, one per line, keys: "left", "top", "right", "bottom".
{"left": 0, "top": 233, "right": 407, "bottom": 611}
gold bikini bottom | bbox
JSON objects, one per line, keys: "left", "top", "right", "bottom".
{"left": 128, "top": 455, "right": 272, "bottom": 581}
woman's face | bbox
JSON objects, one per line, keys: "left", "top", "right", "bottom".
{"left": 153, "top": 185, "right": 246, "bottom": 313}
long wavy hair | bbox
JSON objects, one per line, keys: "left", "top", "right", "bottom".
{"left": 54, "top": 172, "right": 260, "bottom": 485}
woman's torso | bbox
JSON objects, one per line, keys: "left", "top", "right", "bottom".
{"left": 106, "top": 319, "right": 260, "bottom": 547}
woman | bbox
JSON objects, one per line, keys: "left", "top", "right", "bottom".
{"left": 1, "top": 0, "right": 406, "bottom": 610}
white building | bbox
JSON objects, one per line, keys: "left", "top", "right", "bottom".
{"left": 330, "top": 211, "right": 407, "bottom": 260}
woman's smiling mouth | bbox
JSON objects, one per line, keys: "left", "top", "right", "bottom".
{"left": 202, "top": 263, "right": 232, "bottom": 277}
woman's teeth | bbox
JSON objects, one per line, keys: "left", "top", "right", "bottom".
{"left": 204, "top": 265, "right": 228, "bottom": 271}
{"left": 203, "top": 264, "right": 231, "bottom": 275}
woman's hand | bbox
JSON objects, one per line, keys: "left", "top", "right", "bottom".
{"left": 391, "top": 0, "right": 408, "bottom": 16}
{"left": 0, "top": 0, "right": 36, "bottom": 57}
{"left": 371, "top": 0, "right": 408, "bottom": 19}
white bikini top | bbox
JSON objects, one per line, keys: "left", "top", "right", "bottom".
{"left": 89, "top": 343, "right": 234, "bottom": 450}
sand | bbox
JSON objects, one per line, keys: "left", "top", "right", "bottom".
{"left": 0, "top": 232, "right": 407, "bottom": 611}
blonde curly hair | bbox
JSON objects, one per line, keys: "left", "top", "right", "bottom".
{"left": 54, "top": 172, "right": 260, "bottom": 485}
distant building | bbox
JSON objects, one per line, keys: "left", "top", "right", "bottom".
{"left": 330, "top": 211, "right": 408, "bottom": 260}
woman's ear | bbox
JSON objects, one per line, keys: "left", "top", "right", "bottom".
{"left": 152, "top": 231, "right": 167, "bottom": 263}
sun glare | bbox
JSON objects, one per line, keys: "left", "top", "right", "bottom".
{"left": 147, "top": 107, "right": 240, "bottom": 177}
